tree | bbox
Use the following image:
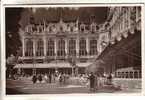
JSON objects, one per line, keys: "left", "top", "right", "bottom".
{"left": 6, "top": 8, "right": 23, "bottom": 58}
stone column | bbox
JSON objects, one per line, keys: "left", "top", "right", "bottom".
{"left": 22, "top": 38, "right": 25, "bottom": 57}
{"left": 65, "top": 39, "right": 68, "bottom": 58}
{"left": 76, "top": 37, "right": 79, "bottom": 57}
{"left": 54, "top": 38, "right": 57, "bottom": 57}
{"left": 33, "top": 39, "right": 36, "bottom": 57}
{"left": 43, "top": 37, "right": 47, "bottom": 56}
{"left": 86, "top": 37, "right": 90, "bottom": 56}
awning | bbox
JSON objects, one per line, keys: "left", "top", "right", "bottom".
{"left": 14, "top": 63, "right": 71, "bottom": 68}
{"left": 76, "top": 62, "right": 92, "bottom": 67}
{"left": 14, "top": 62, "right": 92, "bottom": 68}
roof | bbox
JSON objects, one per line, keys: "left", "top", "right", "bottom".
{"left": 19, "top": 8, "right": 108, "bottom": 29}
{"left": 97, "top": 29, "right": 141, "bottom": 61}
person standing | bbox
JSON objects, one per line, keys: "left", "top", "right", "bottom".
{"left": 107, "top": 74, "right": 112, "bottom": 85}
{"left": 59, "top": 73, "right": 63, "bottom": 86}
{"left": 89, "top": 72, "right": 95, "bottom": 92}
{"left": 44, "top": 74, "right": 48, "bottom": 83}
{"left": 38, "top": 74, "right": 43, "bottom": 83}
{"left": 32, "top": 75, "right": 37, "bottom": 84}
{"left": 94, "top": 73, "right": 98, "bottom": 90}
{"left": 48, "top": 73, "right": 52, "bottom": 83}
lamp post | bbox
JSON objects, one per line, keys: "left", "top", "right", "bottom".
{"left": 71, "top": 55, "right": 78, "bottom": 76}
{"left": 32, "top": 56, "right": 36, "bottom": 75}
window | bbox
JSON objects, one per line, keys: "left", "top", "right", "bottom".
{"left": 27, "top": 25, "right": 32, "bottom": 33}
{"left": 36, "top": 39, "right": 44, "bottom": 56}
{"left": 58, "top": 39, "right": 65, "bottom": 57}
{"left": 79, "top": 38, "right": 87, "bottom": 56}
{"left": 60, "top": 26, "right": 63, "bottom": 32}
{"left": 47, "top": 39, "right": 55, "bottom": 56}
{"left": 68, "top": 39, "right": 76, "bottom": 56}
{"left": 49, "top": 26, "right": 52, "bottom": 32}
{"left": 25, "top": 39, "right": 33, "bottom": 56}
{"left": 38, "top": 26, "right": 43, "bottom": 33}
{"left": 80, "top": 24, "right": 85, "bottom": 32}
{"left": 91, "top": 25, "right": 96, "bottom": 32}
{"left": 90, "top": 39, "right": 98, "bottom": 55}
{"left": 70, "top": 26, "right": 73, "bottom": 32}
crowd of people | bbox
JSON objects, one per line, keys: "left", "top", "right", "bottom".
{"left": 31, "top": 73, "right": 70, "bottom": 85}
{"left": 7, "top": 69, "right": 113, "bottom": 92}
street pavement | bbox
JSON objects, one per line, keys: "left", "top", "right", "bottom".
{"left": 6, "top": 77, "right": 141, "bottom": 94}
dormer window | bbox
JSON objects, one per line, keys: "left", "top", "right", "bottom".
{"left": 70, "top": 26, "right": 73, "bottom": 32}
{"left": 96, "top": 25, "right": 99, "bottom": 30}
{"left": 80, "top": 24, "right": 85, "bottom": 32}
{"left": 91, "top": 24, "right": 96, "bottom": 32}
{"left": 92, "top": 25, "right": 96, "bottom": 32}
{"left": 60, "top": 26, "right": 63, "bottom": 32}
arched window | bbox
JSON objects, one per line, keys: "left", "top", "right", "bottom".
{"left": 90, "top": 39, "right": 98, "bottom": 55}
{"left": 47, "top": 39, "right": 55, "bottom": 56}
{"left": 79, "top": 38, "right": 87, "bottom": 56}
{"left": 58, "top": 39, "right": 65, "bottom": 57}
{"left": 36, "top": 39, "right": 44, "bottom": 56}
{"left": 68, "top": 39, "right": 76, "bottom": 56}
{"left": 25, "top": 39, "right": 33, "bottom": 56}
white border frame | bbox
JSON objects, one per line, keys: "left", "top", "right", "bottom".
{"left": 1, "top": 2, "right": 145, "bottom": 100}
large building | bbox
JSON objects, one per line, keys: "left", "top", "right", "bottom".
{"left": 97, "top": 6, "right": 141, "bottom": 79}
{"left": 15, "top": 8, "right": 108, "bottom": 75}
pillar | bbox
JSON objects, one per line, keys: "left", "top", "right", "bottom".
{"left": 86, "top": 37, "right": 90, "bottom": 56}
{"left": 65, "top": 39, "right": 68, "bottom": 57}
{"left": 33, "top": 39, "right": 36, "bottom": 57}
{"left": 54, "top": 38, "right": 57, "bottom": 58}
{"left": 43, "top": 37, "right": 47, "bottom": 56}
{"left": 22, "top": 38, "right": 25, "bottom": 57}
{"left": 76, "top": 37, "right": 79, "bottom": 57}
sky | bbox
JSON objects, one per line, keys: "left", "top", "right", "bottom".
{"left": 19, "top": 7, "right": 109, "bottom": 29}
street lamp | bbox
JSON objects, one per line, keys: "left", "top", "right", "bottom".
{"left": 32, "top": 56, "right": 36, "bottom": 75}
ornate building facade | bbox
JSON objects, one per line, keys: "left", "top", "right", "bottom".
{"left": 16, "top": 9, "right": 106, "bottom": 75}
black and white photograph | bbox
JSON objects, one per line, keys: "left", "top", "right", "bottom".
{"left": 5, "top": 6, "right": 142, "bottom": 95}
